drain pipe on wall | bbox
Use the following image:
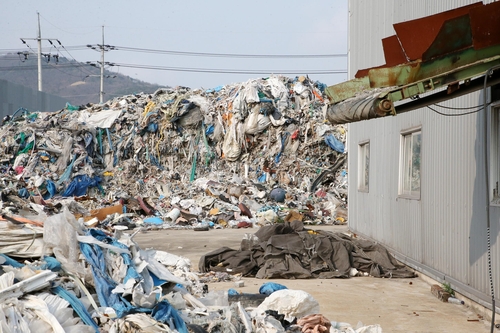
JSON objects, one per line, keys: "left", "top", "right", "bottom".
{"left": 483, "top": 65, "right": 500, "bottom": 333}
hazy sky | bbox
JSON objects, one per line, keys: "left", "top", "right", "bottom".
{"left": 1, "top": 0, "right": 348, "bottom": 90}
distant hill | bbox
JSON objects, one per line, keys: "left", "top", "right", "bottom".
{"left": 0, "top": 54, "right": 165, "bottom": 106}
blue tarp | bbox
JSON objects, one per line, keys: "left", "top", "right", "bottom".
{"left": 0, "top": 254, "right": 24, "bottom": 268}
{"left": 151, "top": 301, "right": 188, "bottom": 333}
{"left": 79, "top": 229, "right": 141, "bottom": 317}
{"left": 62, "top": 175, "right": 101, "bottom": 197}
{"left": 259, "top": 282, "right": 288, "bottom": 295}
{"left": 43, "top": 179, "right": 57, "bottom": 199}
{"left": 325, "top": 134, "right": 345, "bottom": 153}
{"left": 52, "top": 286, "right": 99, "bottom": 333}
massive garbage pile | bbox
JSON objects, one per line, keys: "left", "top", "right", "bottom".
{"left": 0, "top": 75, "right": 347, "bottom": 232}
{"left": 0, "top": 75, "right": 387, "bottom": 332}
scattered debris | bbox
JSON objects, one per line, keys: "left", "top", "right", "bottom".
{"left": 0, "top": 77, "right": 385, "bottom": 332}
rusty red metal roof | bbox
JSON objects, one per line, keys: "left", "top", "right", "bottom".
{"left": 354, "top": 1, "right": 499, "bottom": 79}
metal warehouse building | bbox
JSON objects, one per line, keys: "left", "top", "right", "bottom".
{"left": 345, "top": 0, "right": 500, "bottom": 315}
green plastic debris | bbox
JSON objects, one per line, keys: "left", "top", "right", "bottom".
{"left": 65, "top": 102, "right": 79, "bottom": 111}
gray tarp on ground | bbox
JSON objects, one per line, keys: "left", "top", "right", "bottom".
{"left": 199, "top": 223, "right": 416, "bottom": 279}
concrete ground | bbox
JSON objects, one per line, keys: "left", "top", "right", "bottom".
{"left": 132, "top": 224, "right": 492, "bottom": 332}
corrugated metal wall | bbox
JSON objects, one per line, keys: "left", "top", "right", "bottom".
{"left": 0, "top": 79, "right": 66, "bottom": 118}
{"left": 348, "top": 0, "right": 500, "bottom": 310}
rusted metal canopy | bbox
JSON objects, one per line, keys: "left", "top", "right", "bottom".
{"left": 392, "top": 3, "right": 481, "bottom": 62}
{"left": 325, "top": 1, "right": 500, "bottom": 125}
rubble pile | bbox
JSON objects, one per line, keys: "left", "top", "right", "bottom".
{"left": 0, "top": 207, "right": 382, "bottom": 333}
{"left": 0, "top": 75, "right": 348, "bottom": 231}
{"left": 0, "top": 76, "right": 388, "bottom": 332}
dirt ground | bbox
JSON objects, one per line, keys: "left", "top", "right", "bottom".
{"left": 132, "top": 224, "right": 492, "bottom": 332}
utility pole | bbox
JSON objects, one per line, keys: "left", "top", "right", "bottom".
{"left": 100, "top": 26, "right": 104, "bottom": 103}
{"left": 86, "top": 26, "right": 115, "bottom": 104}
{"left": 20, "top": 12, "right": 60, "bottom": 92}
{"left": 37, "top": 13, "right": 42, "bottom": 92}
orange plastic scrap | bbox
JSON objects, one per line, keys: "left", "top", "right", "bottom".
{"left": 0, "top": 214, "right": 43, "bottom": 227}
{"left": 312, "top": 89, "right": 324, "bottom": 102}
{"left": 222, "top": 112, "right": 233, "bottom": 125}
{"left": 297, "top": 314, "right": 332, "bottom": 333}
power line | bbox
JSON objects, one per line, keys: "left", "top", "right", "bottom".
{"left": 3, "top": 45, "right": 347, "bottom": 59}
{"left": 0, "top": 62, "right": 346, "bottom": 75}
{"left": 0, "top": 63, "right": 94, "bottom": 71}
{"left": 113, "top": 45, "right": 347, "bottom": 59}
{"left": 110, "top": 62, "right": 347, "bottom": 75}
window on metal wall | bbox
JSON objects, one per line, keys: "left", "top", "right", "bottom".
{"left": 489, "top": 84, "right": 500, "bottom": 204}
{"left": 399, "top": 128, "right": 421, "bottom": 199}
{"left": 358, "top": 141, "right": 370, "bottom": 192}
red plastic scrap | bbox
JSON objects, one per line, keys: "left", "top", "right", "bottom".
{"left": 136, "top": 196, "right": 153, "bottom": 215}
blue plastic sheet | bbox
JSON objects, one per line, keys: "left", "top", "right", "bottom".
{"left": 315, "top": 81, "right": 328, "bottom": 92}
{"left": 79, "top": 229, "right": 141, "bottom": 318}
{"left": 84, "top": 132, "right": 93, "bottom": 148}
{"left": 228, "top": 288, "right": 240, "bottom": 295}
{"left": 325, "top": 134, "right": 345, "bottom": 153}
{"left": 151, "top": 301, "right": 188, "bottom": 333}
{"left": 148, "top": 123, "right": 158, "bottom": 133}
{"left": 43, "top": 179, "right": 57, "bottom": 199}
{"left": 144, "top": 217, "right": 163, "bottom": 225}
{"left": 274, "top": 132, "right": 290, "bottom": 164}
{"left": 258, "top": 173, "right": 267, "bottom": 183}
{"left": 18, "top": 188, "right": 29, "bottom": 198}
{"left": 62, "top": 175, "right": 101, "bottom": 197}
{"left": 39, "top": 256, "right": 62, "bottom": 272}
{"left": 205, "top": 85, "right": 223, "bottom": 93}
{"left": 150, "top": 155, "right": 165, "bottom": 170}
{"left": 51, "top": 285, "right": 99, "bottom": 333}
{"left": 259, "top": 282, "right": 288, "bottom": 295}
{"left": 57, "top": 155, "right": 77, "bottom": 185}
{"left": 0, "top": 254, "right": 24, "bottom": 268}
{"left": 205, "top": 124, "right": 214, "bottom": 136}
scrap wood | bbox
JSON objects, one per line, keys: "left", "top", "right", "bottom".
{"left": 0, "top": 214, "right": 43, "bottom": 227}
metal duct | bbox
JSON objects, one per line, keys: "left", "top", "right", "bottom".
{"left": 326, "top": 90, "right": 394, "bottom": 125}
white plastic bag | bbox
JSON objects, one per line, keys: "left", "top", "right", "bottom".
{"left": 255, "top": 289, "right": 320, "bottom": 322}
{"left": 222, "top": 120, "right": 241, "bottom": 161}
{"left": 43, "top": 207, "right": 88, "bottom": 279}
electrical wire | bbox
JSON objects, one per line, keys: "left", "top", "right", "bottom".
{"left": 58, "top": 42, "right": 96, "bottom": 76}
{"left": 483, "top": 64, "right": 500, "bottom": 333}
{"left": 45, "top": 62, "right": 89, "bottom": 78}
{"left": 0, "top": 63, "right": 94, "bottom": 71}
{"left": 112, "top": 62, "right": 347, "bottom": 75}
{"left": 427, "top": 104, "right": 486, "bottom": 116}
{"left": 113, "top": 45, "right": 347, "bottom": 59}
{"left": 39, "top": 13, "right": 101, "bottom": 36}
{"left": 433, "top": 102, "right": 492, "bottom": 110}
